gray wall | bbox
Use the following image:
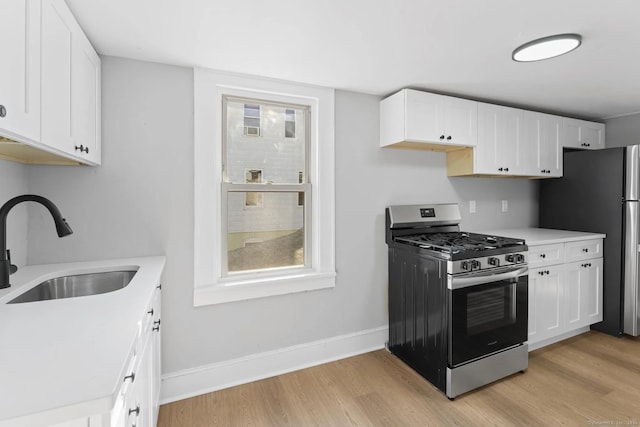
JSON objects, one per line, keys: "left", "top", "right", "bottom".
{"left": 606, "top": 112, "right": 640, "bottom": 147}
{"left": 0, "top": 159, "right": 29, "bottom": 268}
{"left": 25, "top": 56, "right": 538, "bottom": 375}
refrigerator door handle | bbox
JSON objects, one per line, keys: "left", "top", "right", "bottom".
{"left": 626, "top": 145, "right": 640, "bottom": 201}
{"left": 624, "top": 201, "right": 640, "bottom": 336}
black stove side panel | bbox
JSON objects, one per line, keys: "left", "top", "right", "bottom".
{"left": 388, "top": 246, "right": 448, "bottom": 392}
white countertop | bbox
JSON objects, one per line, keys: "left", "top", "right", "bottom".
{"left": 476, "top": 227, "right": 606, "bottom": 246}
{"left": 0, "top": 256, "right": 165, "bottom": 427}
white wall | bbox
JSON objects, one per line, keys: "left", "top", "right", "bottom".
{"left": 25, "top": 56, "right": 538, "bottom": 394}
{"left": 606, "top": 112, "right": 640, "bottom": 147}
{"left": 0, "top": 159, "right": 29, "bottom": 268}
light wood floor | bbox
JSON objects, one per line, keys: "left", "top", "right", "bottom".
{"left": 158, "top": 331, "right": 640, "bottom": 426}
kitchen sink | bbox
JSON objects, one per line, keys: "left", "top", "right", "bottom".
{"left": 7, "top": 269, "right": 138, "bottom": 304}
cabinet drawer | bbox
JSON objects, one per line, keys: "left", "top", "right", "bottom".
{"left": 528, "top": 243, "right": 564, "bottom": 268}
{"left": 564, "top": 239, "right": 602, "bottom": 262}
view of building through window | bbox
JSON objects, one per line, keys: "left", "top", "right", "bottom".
{"left": 243, "top": 104, "right": 261, "bottom": 136}
{"left": 285, "top": 108, "right": 296, "bottom": 138}
{"left": 244, "top": 169, "right": 263, "bottom": 207}
{"left": 224, "top": 97, "right": 308, "bottom": 274}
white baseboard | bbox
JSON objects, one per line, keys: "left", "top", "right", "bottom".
{"left": 160, "top": 325, "right": 388, "bottom": 404}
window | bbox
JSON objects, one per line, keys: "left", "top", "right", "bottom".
{"left": 243, "top": 104, "right": 261, "bottom": 136}
{"left": 285, "top": 108, "right": 296, "bottom": 138}
{"left": 193, "top": 69, "right": 336, "bottom": 306}
{"left": 225, "top": 98, "right": 308, "bottom": 274}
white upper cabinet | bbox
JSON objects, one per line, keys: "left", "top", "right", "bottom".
{"left": 0, "top": 0, "right": 100, "bottom": 166}
{"left": 380, "top": 89, "right": 478, "bottom": 151}
{"left": 0, "top": 0, "right": 41, "bottom": 142}
{"left": 42, "top": 0, "right": 101, "bottom": 165}
{"left": 72, "top": 20, "right": 101, "bottom": 164}
{"left": 564, "top": 118, "right": 605, "bottom": 150}
{"left": 380, "top": 88, "right": 607, "bottom": 179}
{"left": 524, "top": 111, "right": 563, "bottom": 177}
{"left": 474, "top": 103, "right": 525, "bottom": 175}
{"left": 41, "top": 0, "right": 74, "bottom": 154}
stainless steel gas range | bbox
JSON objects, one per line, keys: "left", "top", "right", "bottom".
{"left": 385, "top": 203, "right": 529, "bottom": 399}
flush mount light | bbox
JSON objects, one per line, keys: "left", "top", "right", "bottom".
{"left": 512, "top": 33, "right": 582, "bottom": 62}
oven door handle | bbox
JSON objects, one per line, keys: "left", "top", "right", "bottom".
{"left": 448, "top": 266, "right": 528, "bottom": 290}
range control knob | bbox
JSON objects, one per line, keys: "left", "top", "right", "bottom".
{"left": 488, "top": 257, "right": 500, "bottom": 266}
{"left": 506, "top": 254, "right": 525, "bottom": 263}
{"left": 461, "top": 260, "right": 481, "bottom": 271}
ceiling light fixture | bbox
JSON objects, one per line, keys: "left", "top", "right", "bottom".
{"left": 512, "top": 33, "right": 582, "bottom": 62}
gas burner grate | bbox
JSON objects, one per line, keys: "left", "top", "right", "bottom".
{"left": 395, "top": 232, "right": 523, "bottom": 254}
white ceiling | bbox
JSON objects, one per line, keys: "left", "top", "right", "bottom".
{"left": 66, "top": 0, "right": 640, "bottom": 120}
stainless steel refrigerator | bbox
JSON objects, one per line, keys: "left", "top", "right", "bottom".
{"left": 539, "top": 144, "right": 640, "bottom": 337}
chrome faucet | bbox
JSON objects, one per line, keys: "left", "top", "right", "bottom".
{"left": 0, "top": 195, "right": 73, "bottom": 289}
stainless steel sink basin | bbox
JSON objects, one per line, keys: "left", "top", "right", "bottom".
{"left": 7, "top": 270, "right": 138, "bottom": 304}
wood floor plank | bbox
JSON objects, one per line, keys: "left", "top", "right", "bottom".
{"left": 158, "top": 331, "right": 640, "bottom": 426}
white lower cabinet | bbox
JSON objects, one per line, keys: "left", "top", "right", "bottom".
{"left": 528, "top": 239, "right": 603, "bottom": 350}
{"left": 115, "top": 285, "right": 162, "bottom": 427}
{"left": 528, "top": 265, "right": 563, "bottom": 343}
{"left": 564, "top": 258, "right": 603, "bottom": 328}
{"left": 48, "top": 284, "right": 162, "bottom": 427}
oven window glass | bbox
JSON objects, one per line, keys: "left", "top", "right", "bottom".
{"left": 466, "top": 284, "right": 516, "bottom": 335}
{"left": 450, "top": 275, "right": 528, "bottom": 367}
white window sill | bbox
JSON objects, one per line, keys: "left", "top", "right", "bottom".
{"left": 193, "top": 270, "right": 336, "bottom": 306}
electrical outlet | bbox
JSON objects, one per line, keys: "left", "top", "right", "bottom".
{"left": 501, "top": 200, "right": 508, "bottom": 212}
{"left": 469, "top": 200, "right": 476, "bottom": 213}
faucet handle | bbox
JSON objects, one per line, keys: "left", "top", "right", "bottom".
{"left": 6, "top": 250, "right": 17, "bottom": 274}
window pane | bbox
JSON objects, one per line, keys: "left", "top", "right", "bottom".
{"left": 244, "top": 104, "right": 260, "bottom": 117}
{"left": 226, "top": 98, "right": 306, "bottom": 184}
{"left": 227, "top": 191, "right": 305, "bottom": 273}
{"left": 285, "top": 109, "right": 295, "bottom": 121}
{"left": 285, "top": 120, "right": 296, "bottom": 138}
{"left": 243, "top": 117, "right": 260, "bottom": 128}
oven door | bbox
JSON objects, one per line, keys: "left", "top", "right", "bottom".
{"left": 448, "top": 266, "right": 528, "bottom": 367}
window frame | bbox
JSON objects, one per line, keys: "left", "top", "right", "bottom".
{"left": 193, "top": 68, "right": 336, "bottom": 306}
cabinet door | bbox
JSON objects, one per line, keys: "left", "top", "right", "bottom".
{"left": 405, "top": 90, "right": 445, "bottom": 143}
{"left": 540, "top": 114, "right": 563, "bottom": 177}
{"left": 443, "top": 96, "right": 477, "bottom": 147}
{"left": 524, "top": 112, "right": 563, "bottom": 177}
{"left": 582, "top": 258, "right": 603, "bottom": 325}
{"left": 150, "top": 287, "right": 162, "bottom": 426}
{"left": 124, "top": 336, "right": 153, "bottom": 427}
{"left": 564, "top": 118, "right": 605, "bottom": 149}
{"left": 565, "top": 258, "right": 603, "bottom": 329}
{"left": 528, "top": 265, "right": 564, "bottom": 344}
{"left": 475, "top": 104, "right": 524, "bottom": 175}
{"left": 41, "top": 0, "right": 75, "bottom": 153}
{"left": 73, "top": 31, "right": 101, "bottom": 164}
{"left": 0, "top": 0, "right": 41, "bottom": 142}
